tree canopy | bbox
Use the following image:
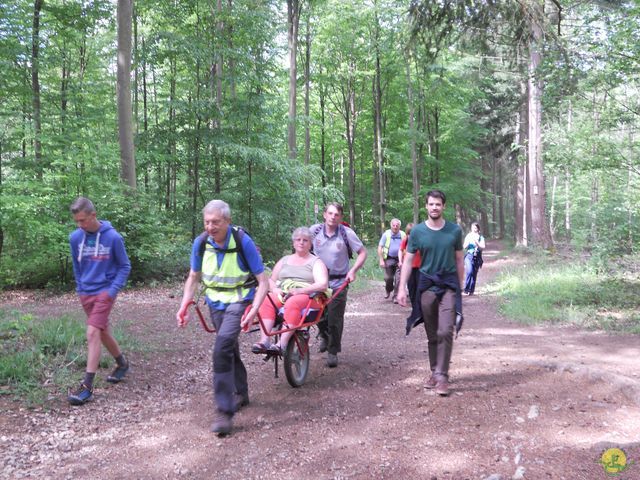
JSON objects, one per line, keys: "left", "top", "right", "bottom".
{"left": 1, "top": 0, "right": 638, "bottom": 288}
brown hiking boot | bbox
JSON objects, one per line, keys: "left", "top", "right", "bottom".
{"left": 425, "top": 375, "right": 438, "bottom": 389}
{"left": 211, "top": 412, "right": 233, "bottom": 436}
{"left": 435, "top": 380, "right": 450, "bottom": 397}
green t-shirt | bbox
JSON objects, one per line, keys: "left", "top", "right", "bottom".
{"left": 407, "top": 220, "right": 463, "bottom": 275}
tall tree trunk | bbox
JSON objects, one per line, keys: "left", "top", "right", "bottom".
{"left": 133, "top": 6, "right": 139, "bottom": 136}
{"left": 227, "top": 0, "right": 237, "bottom": 99}
{"left": 526, "top": 2, "right": 552, "bottom": 248}
{"left": 319, "top": 71, "right": 327, "bottom": 204}
{"left": 32, "top": 0, "right": 44, "bottom": 179}
{"left": 303, "top": 9, "right": 311, "bottom": 222}
{"left": 117, "top": 0, "right": 137, "bottom": 189}
{"left": 373, "top": 4, "right": 385, "bottom": 232}
{"left": 166, "top": 57, "right": 176, "bottom": 210}
{"left": 515, "top": 79, "right": 528, "bottom": 247}
{"left": 498, "top": 162, "right": 505, "bottom": 239}
{"left": 406, "top": 56, "right": 419, "bottom": 224}
{"left": 142, "top": 35, "right": 149, "bottom": 190}
{"left": 60, "top": 39, "right": 70, "bottom": 135}
{"left": 0, "top": 141, "right": 3, "bottom": 262}
{"left": 480, "top": 154, "right": 490, "bottom": 236}
{"left": 341, "top": 73, "right": 358, "bottom": 225}
{"left": 212, "top": 0, "right": 224, "bottom": 194}
{"left": 549, "top": 174, "right": 557, "bottom": 240}
{"left": 564, "top": 101, "right": 572, "bottom": 238}
{"left": 287, "top": 0, "right": 300, "bottom": 160}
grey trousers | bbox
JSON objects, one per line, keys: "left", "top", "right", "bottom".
{"left": 420, "top": 289, "right": 456, "bottom": 380}
{"left": 208, "top": 302, "right": 249, "bottom": 415}
{"left": 383, "top": 257, "right": 401, "bottom": 297}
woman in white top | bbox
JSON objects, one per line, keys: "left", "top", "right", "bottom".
{"left": 463, "top": 222, "right": 485, "bottom": 295}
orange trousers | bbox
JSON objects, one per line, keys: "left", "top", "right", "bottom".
{"left": 258, "top": 292, "right": 323, "bottom": 328}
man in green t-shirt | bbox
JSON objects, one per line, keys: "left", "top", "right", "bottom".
{"left": 397, "top": 190, "right": 464, "bottom": 397}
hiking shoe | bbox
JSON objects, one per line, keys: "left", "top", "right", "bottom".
{"left": 68, "top": 383, "right": 93, "bottom": 406}
{"left": 435, "top": 380, "right": 450, "bottom": 397}
{"left": 267, "top": 344, "right": 283, "bottom": 356}
{"left": 326, "top": 353, "right": 338, "bottom": 368}
{"left": 425, "top": 375, "right": 438, "bottom": 389}
{"left": 234, "top": 393, "right": 250, "bottom": 412}
{"left": 251, "top": 342, "right": 270, "bottom": 354}
{"left": 211, "top": 412, "right": 233, "bottom": 436}
{"left": 106, "top": 363, "right": 129, "bottom": 383}
{"left": 317, "top": 337, "right": 328, "bottom": 353}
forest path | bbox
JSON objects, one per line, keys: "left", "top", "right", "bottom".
{"left": 1, "top": 240, "right": 639, "bottom": 479}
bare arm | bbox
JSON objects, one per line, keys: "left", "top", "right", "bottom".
{"left": 268, "top": 258, "right": 285, "bottom": 297}
{"left": 396, "top": 251, "right": 415, "bottom": 308}
{"left": 377, "top": 244, "right": 385, "bottom": 267}
{"left": 477, "top": 236, "right": 486, "bottom": 250}
{"left": 176, "top": 269, "right": 202, "bottom": 327}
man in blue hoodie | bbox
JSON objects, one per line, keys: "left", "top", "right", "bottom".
{"left": 68, "top": 197, "right": 131, "bottom": 405}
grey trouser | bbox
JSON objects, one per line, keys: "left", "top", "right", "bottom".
{"left": 420, "top": 289, "right": 456, "bottom": 380}
{"left": 208, "top": 302, "right": 249, "bottom": 415}
{"left": 383, "top": 257, "right": 400, "bottom": 297}
{"left": 318, "top": 284, "right": 349, "bottom": 355}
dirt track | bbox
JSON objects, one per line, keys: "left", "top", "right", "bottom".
{"left": 1, "top": 241, "right": 639, "bottom": 479}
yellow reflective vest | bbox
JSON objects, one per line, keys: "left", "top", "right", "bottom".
{"left": 381, "top": 229, "right": 406, "bottom": 259}
{"left": 201, "top": 232, "right": 252, "bottom": 304}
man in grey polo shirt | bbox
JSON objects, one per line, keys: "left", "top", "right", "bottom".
{"left": 310, "top": 203, "right": 367, "bottom": 367}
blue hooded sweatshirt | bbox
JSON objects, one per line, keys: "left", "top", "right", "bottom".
{"left": 69, "top": 220, "right": 131, "bottom": 297}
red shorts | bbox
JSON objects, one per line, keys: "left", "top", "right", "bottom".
{"left": 79, "top": 292, "right": 115, "bottom": 330}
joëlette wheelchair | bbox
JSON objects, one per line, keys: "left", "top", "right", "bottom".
{"left": 185, "top": 281, "right": 348, "bottom": 387}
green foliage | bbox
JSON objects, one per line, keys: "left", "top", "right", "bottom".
{"left": 1, "top": 0, "right": 639, "bottom": 291}
{"left": 0, "top": 309, "right": 138, "bottom": 404}
{"left": 491, "top": 251, "right": 640, "bottom": 332}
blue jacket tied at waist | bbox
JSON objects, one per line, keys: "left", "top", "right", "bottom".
{"left": 405, "top": 270, "right": 463, "bottom": 336}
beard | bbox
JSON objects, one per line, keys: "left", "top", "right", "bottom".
{"left": 428, "top": 211, "right": 442, "bottom": 220}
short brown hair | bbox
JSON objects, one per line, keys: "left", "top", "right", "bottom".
{"left": 324, "top": 202, "right": 344, "bottom": 215}
{"left": 425, "top": 190, "right": 446, "bottom": 204}
{"left": 70, "top": 197, "right": 96, "bottom": 215}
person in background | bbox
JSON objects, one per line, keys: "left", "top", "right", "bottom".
{"left": 397, "top": 190, "right": 463, "bottom": 397}
{"left": 67, "top": 197, "right": 131, "bottom": 406}
{"left": 176, "top": 200, "right": 268, "bottom": 436}
{"left": 377, "top": 218, "right": 406, "bottom": 303}
{"left": 463, "top": 222, "right": 486, "bottom": 296}
{"left": 310, "top": 203, "right": 367, "bottom": 368}
{"left": 252, "top": 227, "right": 328, "bottom": 354}
{"left": 398, "top": 222, "right": 421, "bottom": 325}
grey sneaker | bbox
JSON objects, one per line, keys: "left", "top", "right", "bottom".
{"left": 68, "top": 383, "right": 93, "bottom": 406}
{"left": 326, "top": 353, "right": 338, "bottom": 368}
{"left": 106, "top": 363, "right": 129, "bottom": 383}
{"left": 317, "top": 336, "right": 328, "bottom": 353}
{"left": 211, "top": 412, "right": 233, "bottom": 436}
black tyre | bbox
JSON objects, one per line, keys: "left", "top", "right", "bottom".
{"left": 284, "top": 331, "right": 310, "bottom": 387}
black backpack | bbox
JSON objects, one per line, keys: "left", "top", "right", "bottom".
{"left": 197, "top": 225, "right": 258, "bottom": 286}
